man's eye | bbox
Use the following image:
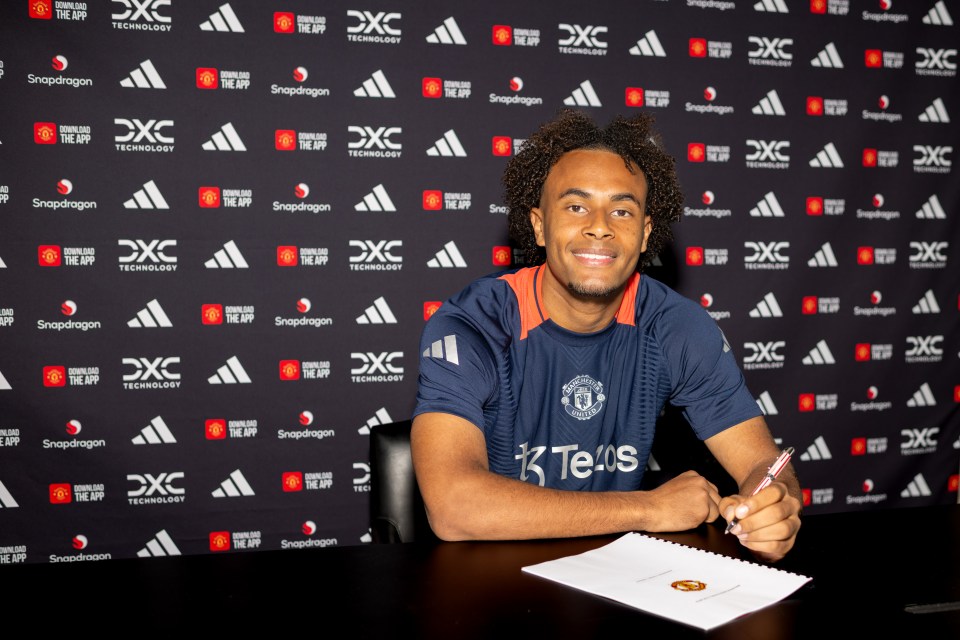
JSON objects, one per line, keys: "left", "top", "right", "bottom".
{"left": 568, "top": 204, "right": 585, "bottom": 213}
{"left": 611, "top": 209, "right": 632, "bottom": 217}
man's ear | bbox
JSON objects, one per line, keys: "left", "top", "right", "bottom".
{"left": 639, "top": 216, "right": 653, "bottom": 253}
{"left": 529, "top": 208, "right": 545, "bottom": 247}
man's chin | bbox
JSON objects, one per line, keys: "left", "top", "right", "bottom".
{"left": 566, "top": 281, "right": 622, "bottom": 300}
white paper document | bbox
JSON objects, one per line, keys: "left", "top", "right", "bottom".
{"left": 522, "top": 532, "right": 811, "bottom": 630}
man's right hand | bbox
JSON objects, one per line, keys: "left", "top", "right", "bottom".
{"left": 638, "top": 470, "right": 721, "bottom": 532}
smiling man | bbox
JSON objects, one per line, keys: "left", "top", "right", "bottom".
{"left": 411, "top": 109, "right": 801, "bottom": 562}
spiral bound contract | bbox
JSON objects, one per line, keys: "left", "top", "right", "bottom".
{"left": 522, "top": 532, "right": 811, "bottom": 631}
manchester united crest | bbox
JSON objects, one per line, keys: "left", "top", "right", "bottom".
{"left": 560, "top": 374, "right": 605, "bottom": 420}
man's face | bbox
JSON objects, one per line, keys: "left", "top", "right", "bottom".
{"left": 529, "top": 149, "right": 651, "bottom": 300}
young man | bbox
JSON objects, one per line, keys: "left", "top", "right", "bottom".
{"left": 412, "top": 110, "right": 801, "bottom": 562}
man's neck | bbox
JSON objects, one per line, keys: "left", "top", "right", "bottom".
{"left": 539, "top": 273, "right": 626, "bottom": 334}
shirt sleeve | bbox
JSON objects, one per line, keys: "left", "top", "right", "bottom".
{"left": 658, "top": 300, "right": 761, "bottom": 439}
{"left": 413, "top": 306, "right": 498, "bottom": 431}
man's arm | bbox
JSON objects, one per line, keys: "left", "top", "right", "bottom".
{"left": 411, "top": 411, "right": 724, "bottom": 541}
{"left": 705, "top": 415, "right": 802, "bottom": 562}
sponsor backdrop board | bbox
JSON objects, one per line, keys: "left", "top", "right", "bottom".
{"left": 0, "top": 0, "right": 957, "bottom": 563}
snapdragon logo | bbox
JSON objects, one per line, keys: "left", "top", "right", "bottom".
{"left": 349, "top": 240, "right": 402, "bottom": 271}
{"left": 350, "top": 352, "right": 403, "bottom": 383}
{"left": 114, "top": 118, "right": 174, "bottom": 152}
{"left": 117, "top": 239, "right": 177, "bottom": 272}
{"left": 347, "top": 126, "right": 401, "bottom": 158}
{"left": 346, "top": 10, "right": 401, "bottom": 44}
{"left": 558, "top": 23, "right": 607, "bottom": 55}
{"left": 111, "top": 0, "right": 172, "bottom": 31}
{"left": 122, "top": 356, "right": 181, "bottom": 389}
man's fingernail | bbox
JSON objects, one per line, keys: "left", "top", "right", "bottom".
{"left": 735, "top": 505, "right": 749, "bottom": 518}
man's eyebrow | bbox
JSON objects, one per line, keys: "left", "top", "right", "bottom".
{"left": 557, "top": 188, "right": 642, "bottom": 205}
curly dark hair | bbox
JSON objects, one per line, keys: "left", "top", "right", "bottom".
{"left": 503, "top": 108, "right": 683, "bottom": 270}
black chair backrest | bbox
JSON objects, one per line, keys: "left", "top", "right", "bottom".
{"left": 368, "top": 419, "right": 433, "bottom": 543}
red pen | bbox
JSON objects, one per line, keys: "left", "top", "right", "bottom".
{"left": 725, "top": 447, "right": 794, "bottom": 534}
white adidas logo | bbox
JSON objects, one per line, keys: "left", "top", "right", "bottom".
{"left": 212, "top": 469, "right": 255, "bottom": 497}
{"left": 809, "top": 142, "right": 844, "bottom": 168}
{"left": 629, "top": 30, "right": 666, "bottom": 57}
{"left": 426, "top": 130, "right": 467, "bottom": 156}
{"left": 0, "top": 256, "right": 6, "bottom": 269}
{"left": 916, "top": 194, "right": 947, "bottom": 219}
{"left": 205, "top": 240, "right": 248, "bottom": 268}
{"left": 907, "top": 382, "right": 936, "bottom": 407}
{"left": 563, "top": 80, "right": 602, "bottom": 107}
{"left": 355, "top": 184, "right": 396, "bottom": 211}
{"left": 754, "top": 0, "right": 788, "bottom": 11}
{"left": 208, "top": 356, "right": 252, "bottom": 384}
{"left": 901, "top": 473, "right": 932, "bottom": 497}
{"left": 810, "top": 42, "right": 843, "bottom": 68}
{"left": 801, "top": 339, "right": 835, "bottom": 365}
{"left": 358, "top": 407, "right": 393, "bottom": 435}
{"left": 131, "top": 416, "right": 177, "bottom": 445}
{"left": 354, "top": 70, "right": 395, "bottom": 98}
{"left": 0, "top": 369, "right": 12, "bottom": 390}
{"left": 136, "top": 529, "right": 181, "bottom": 557}
{"left": 912, "top": 289, "right": 940, "bottom": 314}
{"left": 807, "top": 242, "right": 839, "bottom": 267}
{"left": 202, "top": 123, "right": 246, "bottom": 151}
{"left": 918, "top": 97, "right": 950, "bottom": 123}
{"left": 357, "top": 296, "right": 397, "bottom": 324}
{"left": 756, "top": 390, "right": 779, "bottom": 415}
{"left": 749, "top": 191, "right": 785, "bottom": 217}
{"left": 748, "top": 292, "right": 783, "bottom": 318}
{"left": 427, "top": 241, "right": 467, "bottom": 268}
{"left": 128, "top": 299, "right": 172, "bottom": 328}
{"left": 799, "top": 436, "right": 832, "bottom": 461}
{"left": 751, "top": 90, "right": 786, "bottom": 116}
{"left": 124, "top": 180, "right": 169, "bottom": 209}
{"left": 0, "top": 480, "right": 19, "bottom": 508}
{"left": 423, "top": 334, "right": 459, "bottom": 365}
{"left": 120, "top": 59, "right": 166, "bottom": 89}
{"left": 200, "top": 3, "right": 244, "bottom": 32}
{"left": 426, "top": 17, "right": 466, "bottom": 45}
{"left": 922, "top": 1, "right": 953, "bottom": 26}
